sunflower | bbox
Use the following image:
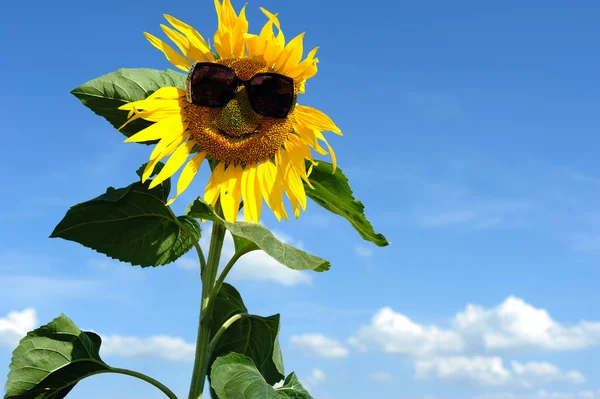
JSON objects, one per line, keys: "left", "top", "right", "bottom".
{"left": 120, "top": 0, "right": 341, "bottom": 223}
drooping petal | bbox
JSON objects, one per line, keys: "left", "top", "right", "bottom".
{"left": 149, "top": 140, "right": 196, "bottom": 189}
{"left": 241, "top": 164, "right": 262, "bottom": 223}
{"left": 142, "top": 132, "right": 190, "bottom": 182}
{"left": 144, "top": 32, "right": 191, "bottom": 71}
{"left": 294, "top": 105, "right": 342, "bottom": 135}
{"left": 315, "top": 130, "right": 337, "bottom": 172}
{"left": 166, "top": 151, "right": 206, "bottom": 206}
{"left": 204, "top": 162, "right": 226, "bottom": 206}
{"left": 257, "top": 161, "right": 288, "bottom": 221}
{"left": 219, "top": 164, "right": 242, "bottom": 222}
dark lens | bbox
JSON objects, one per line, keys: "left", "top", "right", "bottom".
{"left": 190, "top": 63, "right": 238, "bottom": 107}
{"left": 246, "top": 73, "right": 295, "bottom": 118}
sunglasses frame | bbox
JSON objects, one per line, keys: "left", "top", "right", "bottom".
{"left": 185, "top": 62, "right": 297, "bottom": 118}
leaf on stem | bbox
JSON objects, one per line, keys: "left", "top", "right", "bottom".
{"left": 71, "top": 68, "right": 186, "bottom": 139}
{"left": 185, "top": 197, "right": 330, "bottom": 272}
{"left": 6, "top": 315, "right": 109, "bottom": 399}
{"left": 210, "top": 283, "right": 284, "bottom": 385}
{"left": 211, "top": 354, "right": 313, "bottom": 399}
{"left": 305, "top": 161, "right": 390, "bottom": 247}
{"left": 50, "top": 165, "right": 200, "bottom": 267}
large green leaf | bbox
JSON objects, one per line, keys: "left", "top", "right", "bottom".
{"left": 5, "top": 314, "right": 110, "bottom": 399}
{"left": 71, "top": 68, "right": 186, "bottom": 139}
{"left": 210, "top": 354, "right": 311, "bottom": 399}
{"left": 185, "top": 197, "right": 329, "bottom": 272}
{"left": 210, "top": 354, "right": 279, "bottom": 399}
{"left": 305, "top": 161, "right": 389, "bottom": 247}
{"left": 276, "top": 372, "right": 313, "bottom": 399}
{"left": 50, "top": 173, "right": 200, "bottom": 267}
{"left": 210, "top": 283, "right": 284, "bottom": 385}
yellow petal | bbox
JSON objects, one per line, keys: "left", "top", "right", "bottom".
{"left": 148, "top": 86, "right": 186, "bottom": 100}
{"left": 257, "top": 161, "right": 288, "bottom": 221}
{"left": 279, "top": 152, "right": 307, "bottom": 212}
{"left": 164, "top": 14, "right": 215, "bottom": 61}
{"left": 274, "top": 33, "right": 305, "bottom": 74}
{"left": 232, "top": 5, "right": 249, "bottom": 58}
{"left": 144, "top": 32, "right": 191, "bottom": 72}
{"left": 219, "top": 164, "right": 242, "bottom": 222}
{"left": 315, "top": 130, "right": 337, "bottom": 172}
{"left": 160, "top": 25, "right": 207, "bottom": 63}
{"left": 149, "top": 141, "right": 196, "bottom": 189}
{"left": 166, "top": 152, "right": 206, "bottom": 206}
{"left": 241, "top": 164, "right": 262, "bottom": 223}
{"left": 204, "top": 162, "right": 225, "bottom": 206}
{"left": 124, "top": 115, "right": 185, "bottom": 143}
{"left": 244, "top": 34, "right": 259, "bottom": 58}
{"left": 287, "top": 47, "right": 319, "bottom": 81}
{"left": 294, "top": 105, "right": 342, "bottom": 135}
{"left": 143, "top": 132, "right": 189, "bottom": 182}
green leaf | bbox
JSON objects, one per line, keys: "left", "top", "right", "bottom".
{"left": 210, "top": 353, "right": 279, "bottom": 399}
{"left": 276, "top": 372, "right": 313, "bottom": 399}
{"left": 210, "top": 354, "right": 311, "bottom": 399}
{"left": 50, "top": 177, "right": 200, "bottom": 267}
{"left": 5, "top": 314, "right": 110, "bottom": 399}
{"left": 71, "top": 68, "right": 186, "bottom": 139}
{"left": 210, "top": 283, "right": 284, "bottom": 385}
{"left": 185, "top": 197, "right": 330, "bottom": 272}
{"left": 305, "top": 161, "right": 390, "bottom": 247}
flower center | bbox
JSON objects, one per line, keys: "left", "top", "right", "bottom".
{"left": 184, "top": 58, "right": 294, "bottom": 165}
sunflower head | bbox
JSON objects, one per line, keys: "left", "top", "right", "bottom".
{"left": 119, "top": 0, "right": 341, "bottom": 223}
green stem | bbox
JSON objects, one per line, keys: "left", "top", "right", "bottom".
{"left": 202, "top": 246, "right": 256, "bottom": 323}
{"left": 111, "top": 367, "right": 178, "bottom": 399}
{"left": 208, "top": 313, "right": 249, "bottom": 352}
{"left": 188, "top": 201, "right": 227, "bottom": 399}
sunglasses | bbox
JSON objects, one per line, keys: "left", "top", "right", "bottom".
{"left": 185, "top": 62, "right": 296, "bottom": 119}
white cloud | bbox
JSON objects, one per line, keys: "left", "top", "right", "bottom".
{"left": 511, "top": 361, "right": 585, "bottom": 386}
{"left": 225, "top": 230, "right": 312, "bottom": 286}
{"left": 180, "top": 230, "right": 312, "bottom": 286}
{"left": 100, "top": 334, "right": 195, "bottom": 361}
{"left": 454, "top": 296, "right": 600, "bottom": 351}
{"left": 228, "top": 249, "right": 312, "bottom": 286}
{"left": 415, "top": 357, "right": 584, "bottom": 387}
{"left": 308, "top": 368, "right": 327, "bottom": 385}
{"left": 354, "top": 244, "right": 373, "bottom": 257}
{"left": 368, "top": 371, "right": 395, "bottom": 383}
{"left": 351, "top": 306, "right": 464, "bottom": 356}
{"left": 0, "top": 309, "right": 37, "bottom": 347}
{"left": 352, "top": 297, "right": 600, "bottom": 356}
{"left": 346, "top": 336, "right": 368, "bottom": 353}
{"left": 289, "top": 334, "right": 349, "bottom": 358}
{"left": 477, "top": 390, "right": 600, "bottom": 399}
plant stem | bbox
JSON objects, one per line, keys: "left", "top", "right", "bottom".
{"left": 188, "top": 201, "right": 227, "bottom": 399}
{"left": 208, "top": 312, "right": 249, "bottom": 352}
{"left": 111, "top": 367, "right": 178, "bottom": 399}
{"left": 201, "top": 246, "right": 256, "bottom": 323}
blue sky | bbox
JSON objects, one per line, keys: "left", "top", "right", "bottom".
{"left": 1, "top": 1, "right": 600, "bottom": 398}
